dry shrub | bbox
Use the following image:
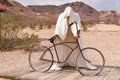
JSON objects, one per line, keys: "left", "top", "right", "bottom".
{"left": 81, "top": 20, "right": 97, "bottom": 31}
{"left": 0, "top": 16, "right": 24, "bottom": 50}
{"left": 0, "top": 15, "right": 39, "bottom": 51}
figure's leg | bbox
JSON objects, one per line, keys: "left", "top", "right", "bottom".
{"left": 50, "top": 62, "right": 62, "bottom": 71}
{"left": 78, "top": 38, "right": 88, "bottom": 60}
{"left": 50, "top": 42, "right": 67, "bottom": 71}
{"left": 86, "top": 61, "right": 97, "bottom": 70}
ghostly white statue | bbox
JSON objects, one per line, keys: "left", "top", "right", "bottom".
{"left": 50, "top": 6, "right": 97, "bottom": 71}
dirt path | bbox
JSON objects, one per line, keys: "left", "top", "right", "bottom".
{"left": 0, "top": 24, "right": 120, "bottom": 79}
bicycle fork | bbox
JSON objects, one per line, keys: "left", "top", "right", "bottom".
{"left": 51, "top": 41, "right": 61, "bottom": 63}
{"left": 76, "top": 38, "right": 90, "bottom": 63}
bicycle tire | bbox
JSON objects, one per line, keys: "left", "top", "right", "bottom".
{"left": 29, "top": 45, "right": 54, "bottom": 72}
{"left": 76, "top": 47, "right": 105, "bottom": 76}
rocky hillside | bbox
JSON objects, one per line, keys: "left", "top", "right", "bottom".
{"left": 1, "top": 0, "right": 120, "bottom": 28}
{"left": 28, "top": 1, "right": 120, "bottom": 24}
{"left": 0, "top": 0, "right": 42, "bottom": 26}
{"left": 99, "top": 11, "right": 120, "bottom": 24}
{"left": 28, "top": 2, "right": 100, "bottom": 22}
{"left": 0, "top": 0, "right": 13, "bottom": 6}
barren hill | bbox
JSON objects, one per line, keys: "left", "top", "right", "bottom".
{"left": 28, "top": 2, "right": 100, "bottom": 21}
{"left": 1, "top": 0, "right": 120, "bottom": 28}
{"left": 28, "top": 1, "right": 120, "bottom": 24}
{"left": 99, "top": 11, "right": 120, "bottom": 23}
{"left": 0, "top": 0, "right": 41, "bottom": 26}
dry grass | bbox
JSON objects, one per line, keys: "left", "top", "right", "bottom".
{"left": 0, "top": 24, "right": 120, "bottom": 79}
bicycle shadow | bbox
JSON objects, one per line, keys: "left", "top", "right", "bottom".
{"left": 61, "top": 65, "right": 120, "bottom": 76}
{"left": 101, "top": 65, "right": 120, "bottom": 76}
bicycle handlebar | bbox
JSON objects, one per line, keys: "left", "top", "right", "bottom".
{"left": 49, "top": 35, "right": 56, "bottom": 43}
{"left": 49, "top": 21, "right": 78, "bottom": 43}
{"left": 39, "top": 21, "right": 78, "bottom": 43}
{"left": 69, "top": 21, "right": 77, "bottom": 27}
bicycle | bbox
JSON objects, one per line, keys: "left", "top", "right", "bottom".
{"left": 28, "top": 22, "right": 105, "bottom": 76}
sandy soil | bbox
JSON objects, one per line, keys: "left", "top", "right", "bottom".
{"left": 0, "top": 24, "right": 120, "bottom": 79}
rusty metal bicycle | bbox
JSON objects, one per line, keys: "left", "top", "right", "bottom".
{"left": 28, "top": 22, "right": 105, "bottom": 76}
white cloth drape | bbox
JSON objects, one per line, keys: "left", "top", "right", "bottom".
{"left": 51, "top": 7, "right": 96, "bottom": 70}
{"left": 54, "top": 7, "right": 81, "bottom": 40}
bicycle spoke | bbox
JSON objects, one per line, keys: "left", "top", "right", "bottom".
{"left": 76, "top": 47, "right": 105, "bottom": 76}
{"left": 29, "top": 46, "right": 53, "bottom": 72}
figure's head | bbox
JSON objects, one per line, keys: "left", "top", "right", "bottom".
{"left": 64, "top": 6, "right": 74, "bottom": 17}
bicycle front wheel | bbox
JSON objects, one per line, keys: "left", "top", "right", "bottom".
{"left": 29, "top": 45, "right": 53, "bottom": 72}
{"left": 76, "top": 47, "right": 105, "bottom": 76}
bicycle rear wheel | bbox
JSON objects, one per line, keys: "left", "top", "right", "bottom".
{"left": 29, "top": 45, "right": 53, "bottom": 72}
{"left": 76, "top": 47, "right": 105, "bottom": 76}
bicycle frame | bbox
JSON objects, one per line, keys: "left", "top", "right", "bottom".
{"left": 37, "top": 21, "right": 89, "bottom": 64}
{"left": 29, "top": 20, "right": 105, "bottom": 76}
{"left": 51, "top": 41, "right": 78, "bottom": 63}
{"left": 47, "top": 21, "right": 88, "bottom": 64}
{"left": 50, "top": 38, "right": 90, "bottom": 64}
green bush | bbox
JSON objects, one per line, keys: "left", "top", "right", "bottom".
{"left": 21, "top": 33, "right": 39, "bottom": 51}
{"left": 0, "top": 15, "right": 40, "bottom": 51}
{"left": 0, "top": 16, "right": 24, "bottom": 50}
{"left": 81, "top": 21, "right": 97, "bottom": 31}
{"left": 81, "top": 21, "right": 88, "bottom": 31}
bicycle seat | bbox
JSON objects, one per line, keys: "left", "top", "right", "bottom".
{"left": 49, "top": 35, "right": 56, "bottom": 43}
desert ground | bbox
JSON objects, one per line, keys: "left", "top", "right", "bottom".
{"left": 0, "top": 24, "right": 120, "bottom": 80}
